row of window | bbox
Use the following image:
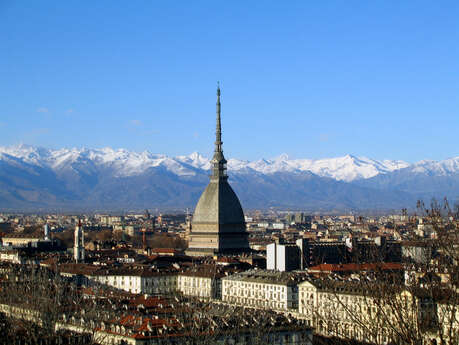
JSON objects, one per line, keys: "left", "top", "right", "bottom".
{"left": 230, "top": 283, "right": 287, "bottom": 291}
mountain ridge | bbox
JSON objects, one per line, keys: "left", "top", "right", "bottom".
{"left": 2, "top": 144, "right": 447, "bottom": 181}
{"left": 0, "top": 145, "right": 457, "bottom": 211}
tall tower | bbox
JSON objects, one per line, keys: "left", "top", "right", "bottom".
{"left": 74, "top": 219, "right": 85, "bottom": 262}
{"left": 43, "top": 223, "right": 50, "bottom": 241}
{"left": 186, "top": 85, "right": 250, "bottom": 256}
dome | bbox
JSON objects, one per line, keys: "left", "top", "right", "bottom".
{"left": 192, "top": 179, "right": 245, "bottom": 228}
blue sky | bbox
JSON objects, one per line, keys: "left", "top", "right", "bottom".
{"left": 0, "top": 1, "right": 458, "bottom": 163}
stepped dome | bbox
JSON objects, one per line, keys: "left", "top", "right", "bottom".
{"left": 192, "top": 179, "right": 245, "bottom": 226}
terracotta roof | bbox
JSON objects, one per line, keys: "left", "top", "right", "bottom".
{"left": 308, "top": 262, "right": 402, "bottom": 273}
{"left": 129, "top": 295, "right": 169, "bottom": 309}
{"left": 2, "top": 233, "right": 42, "bottom": 239}
{"left": 58, "top": 263, "right": 100, "bottom": 275}
{"left": 80, "top": 287, "right": 134, "bottom": 299}
{"left": 150, "top": 248, "right": 178, "bottom": 254}
{"left": 40, "top": 257, "right": 58, "bottom": 267}
{"left": 216, "top": 257, "right": 239, "bottom": 264}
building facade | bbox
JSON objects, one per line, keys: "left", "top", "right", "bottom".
{"left": 267, "top": 242, "right": 301, "bottom": 272}
{"left": 177, "top": 270, "right": 222, "bottom": 299}
{"left": 297, "top": 280, "right": 457, "bottom": 345}
{"left": 222, "top": 270, "right": 301, "bottom": 311}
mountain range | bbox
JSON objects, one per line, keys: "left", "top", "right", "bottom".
{"left": 0, "top": 145, "right": 458, "bottom": 212}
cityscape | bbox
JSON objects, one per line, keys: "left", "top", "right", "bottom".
{"left": 0, "top": 2, "right": 458, "bottom": 345}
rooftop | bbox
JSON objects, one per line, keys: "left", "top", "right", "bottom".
{"left": 222, "top": 269, "right": 308, "bottom": 286}
{"left": 308, "top": 262, "right": 403, "bottom": 273}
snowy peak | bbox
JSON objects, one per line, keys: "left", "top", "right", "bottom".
{"left": 0, "top": 145, "right": 198, "bottom": 177}
{"left": 410, "top": 157, "right": 459, "bottom": 176}
{"left": 176, "top": 152, "right": 210, "bottom": 170}
{"left": 0, "top": 144, "right": 52, "bottom": 166}
{"left": 0, "top": 145, "right": 457, "bottom": 182}
{"left": 300, "top": 155, "right": 410, "bottom": 182}
{"left": 228, "top": 154, "right": 410, "bottom": 182}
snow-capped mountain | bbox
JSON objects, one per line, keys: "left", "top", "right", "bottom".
{"left": 176, "top": 152, "right": 211, "bottom": 170}
{"left": 0, "top": 145, "right": 200, "bottom": 178}
{"left": 355, "top": 156, "right": 459, "bottom": 197}
{"left": 227, "top": 154, "right": 409, "bottom": 182}
{"left": 0, "top": 144, "right": 457, "bottom": 210}
{"left": 409, "top": 157, "right": 459, "bottom": 176}
{"left": 0, "top": 145, "right": 413, "bottom": 182}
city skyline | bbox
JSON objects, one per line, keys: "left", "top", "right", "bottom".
{"left": 1, "top": 1, "right": 458, "bottom": 163}
{"left": 0, "top": 3, "right": 457, "bottom": 340}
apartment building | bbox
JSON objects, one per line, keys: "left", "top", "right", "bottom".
{"left": 222, "top": 270, "right": 305, "bottom": 311}
{"left": 58, "top": 264, "right": 177, "bottom": 295}
{"left": 177, "top": 266, "right": 223, "bottom": 299}
{"left": 298, "top": 279, "right": 457, "bottom": 345}
{"left": 92, "top": 268, "right": 177, "bottom": 295}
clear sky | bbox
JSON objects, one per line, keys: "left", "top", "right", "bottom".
{"left": 0, "top": 1, "right": 458, "bottom": 163}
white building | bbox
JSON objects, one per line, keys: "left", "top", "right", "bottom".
{"left": 222, "top": 269, "right": 304, "bottom": 311}
{"left": 267, "top": 242, "right": 300, "bottom": 271}
{"left": 113, "top": 225, "right": 142, "bottom": 236}
{"left": 0, "top": 250, "right": 24, "bottom": 264}
{"left": 297, "top": 279, "right": 457, "bottom": 345}
{"left": 74, "top": 221, "right": 85, "bottom": 263}
{"left": 272, "top": 223, "right": 285, "bottom": 230}
{"left": 298, "top": 279, "right": 393, "bottom": 342}
{"left": 58, "top": 264, "right": 177, "bottom": 295}
{"left": 177, "top": 268, "right": 223, "bottom": 299}
{"left": 91, "top": 268, "right": 177, "bottom": 295}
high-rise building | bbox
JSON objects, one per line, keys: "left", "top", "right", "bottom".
{"left": 43, "top": 223, "right": 50, "bottom": 241}
{"left": 186, "top": 85, "right": 250, "bottom": 256}
{"left": 74, "top": 220, "right": 85, "bottom": 262}
{"left": 267, "top": 242, "right": 301, "bottom": 272}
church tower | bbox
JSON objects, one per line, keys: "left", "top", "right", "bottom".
{"left": 74, "top": 219, "right": 85, "bottom": 262}
{"left": 186, "top": 85, "right": 250, "bottom": 256}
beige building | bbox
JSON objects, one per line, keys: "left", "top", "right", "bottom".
{"left": 1, "top": 234, "right": 42, "bottom": 247}
{"left": 0, "top": 250, "right": 24, "bottom": 264}
{"left": 221, "top": 270, "right": 302, "bottom": 311}
{"left": 59, "top": 265, "right": 177, "bottom": 295}
{"left": 91, "top": 270, "right": 176, "bottom": 295}
{"left": 298, "top": 279, "right": 458, "bottom": 345}
{"left": 113, "top": 224, "right": 142, "bottom": 236}
{"left": 177, "top": 268, "right": 223, "bottom": 299}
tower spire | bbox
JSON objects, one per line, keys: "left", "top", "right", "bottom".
{"left": 215, "top": 82, "right": 222, "bottom": 153}
{"left": 211, "top": 83, "right": 227, "bottom": 180}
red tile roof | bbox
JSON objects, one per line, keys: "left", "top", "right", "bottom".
{"left": 308, "top": 262, "right": 402, "bottom": 273}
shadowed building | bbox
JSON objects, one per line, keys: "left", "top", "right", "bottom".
{"left": 186, "top": 86, "right": 250, "bottom": 256}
